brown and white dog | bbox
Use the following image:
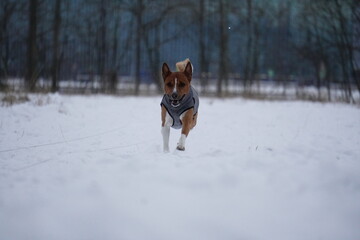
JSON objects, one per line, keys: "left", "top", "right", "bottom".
{"left": 160, "top": 59, "right": 199, "bottom": 152}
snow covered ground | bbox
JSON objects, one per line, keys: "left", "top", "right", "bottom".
{"left": 1, "top": 94, "right": 359, "bottom": 240}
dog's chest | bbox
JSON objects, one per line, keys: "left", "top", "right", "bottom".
{"left": 160, "top": 86, "right": 199, "bottom": 129}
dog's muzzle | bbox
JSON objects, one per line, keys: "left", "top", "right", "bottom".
{"left": 168, "top": 93, "right": 185, "bottom": 108}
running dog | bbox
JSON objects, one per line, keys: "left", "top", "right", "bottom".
{"left": 160, "top": 59, "right": 199, "bottom": 152}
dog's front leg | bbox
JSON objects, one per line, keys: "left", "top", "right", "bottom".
{"left": 161, "top": 126, "right": 170, "bottom": 152}
{"left": 161, "top": 106, "right": 172, "bottom": 152}
{"left": 177, "top": 109, "right": 194, "bottom": 151}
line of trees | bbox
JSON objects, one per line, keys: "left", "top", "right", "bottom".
{"left": 0, "top": 0, "right": 359, "bottom": 101}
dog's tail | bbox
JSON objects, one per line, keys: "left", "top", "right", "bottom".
{"left": 176, "top": 58, "right": 193, "bottom": 72}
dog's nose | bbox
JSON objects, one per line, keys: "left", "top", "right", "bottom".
{"left": 171, "top": 92, "right": 178, "bottom": 99}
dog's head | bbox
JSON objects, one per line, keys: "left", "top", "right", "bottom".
{"left": 162, "top": 62, "right": 192, "bottom": 108}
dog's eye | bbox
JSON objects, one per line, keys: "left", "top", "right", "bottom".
{"left": 167, "top": 83, "right": 173, "bottom": 88}
{"left": 179, "top": 82, "right": 186, "bottom": 88}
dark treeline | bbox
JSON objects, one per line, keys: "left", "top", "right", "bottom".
{"left": 0, "top": 0, "right": 359, "bottom": 101}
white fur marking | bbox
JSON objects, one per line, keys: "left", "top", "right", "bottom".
{"left": 161, "top": 126, "right": 170, "bottom": 152}
{"left": 162, "top": 111, "right": 173, "bottom": 152}
{"left": 173, "top": 78, "right": 177, "bottom": 93}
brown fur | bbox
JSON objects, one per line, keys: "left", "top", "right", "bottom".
{"left": 161, "top": 105, "right": 167, "bottom": 127}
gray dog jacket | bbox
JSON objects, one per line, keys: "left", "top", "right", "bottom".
{"left": 161, "top": 86, "right": 199, "bottom": 129}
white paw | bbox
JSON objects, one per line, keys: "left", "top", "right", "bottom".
{"left": 177, "top": 134, "right": 186, "bottom": 151}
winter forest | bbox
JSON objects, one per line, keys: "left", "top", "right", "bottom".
{"left": 0, "top": 0, "right": 359, "bottom": 102}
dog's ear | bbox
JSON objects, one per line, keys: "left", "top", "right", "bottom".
{"left": 162, "top": 63, "right": 171, "bottom": 80}
{"left": 184, "top": 62, "right": 192, "bottom": 81}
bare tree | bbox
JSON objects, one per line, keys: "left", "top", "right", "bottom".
{"left": 196, "top": 0, "right": 210, "bottom": 93}
{"left": 243, "top": 0, "right": 253, "bottom": 93}
{"left": 296, "top": 0, "right": 357, "bottom": 102}
{"left": 133, "top": 0, "right": 143, "bottom": 95}
{"left": 0, "top": 0, "right": 357, "bottom": 101}
{"left": 26, "top": 0, "right": 38, "bottom": 91}
{"left": 217, "top": 0, "right": 228, "bottom": 97}
{"left": 51, "top": 0, "right": 62, "bottom": 92}
{"left": 98, "top": 0, "right": 107, "bottom": 92}
{"left": 108, "top": 9, "right": 121, "bottom": 94}
{"left": 0, "top": 0, "right": 17, "bottom": 88}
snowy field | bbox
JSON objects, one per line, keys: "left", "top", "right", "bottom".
{"left": 1, "top": 94, "right": 360, "bottom": 240}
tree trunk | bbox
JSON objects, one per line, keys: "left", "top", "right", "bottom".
{"left": 26, "top": 0, "right": 38, "bottom": 92}
{"left": 99, "top": 0, "right": 107, "bottom": 92}
{"left": 134, "top": 0, "right": 143, "bottom": 95}
{"left": 252, "top": 20, "right": 260, "bottom": 94}
{"left": 152, "top": 26, "right": 162, "bottom": 93}
{"left": 51, "top": 0, "right": 61, "bottom": 93}
{"left": 110, "top": 16, "right": 119, "bottom": 94}
{"left": 326, "top": 62, "right": 331, "bottom": 102}
{"left": 217, "top": 0, "right": 228, "bottom": 97}
{"left": 244, "top": 0, "right": 253, "bottom": 93}
{"left": 198, "top": 0, "right": 208, "bottom": 93}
